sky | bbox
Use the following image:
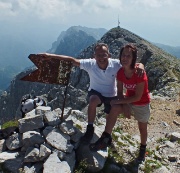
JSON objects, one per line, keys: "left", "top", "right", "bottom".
{"left": 0, "top": 0, "right": 180, "bottom": 52}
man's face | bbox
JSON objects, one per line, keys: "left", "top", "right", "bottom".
{"left": 94, "top": 46, "right": 110, "bottom": 69}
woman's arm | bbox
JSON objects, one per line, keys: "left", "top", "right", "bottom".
{"left": 117, "top": 81, "right": 145, "bottom": 104}
{"left": 117, "top": 80, "right": 124, "bottom": 99}
{"left": 38, "top": 53, "right": 80, "bottom": 67}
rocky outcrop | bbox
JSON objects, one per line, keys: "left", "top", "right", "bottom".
{"left": 0, "top": 106, "right": 109, "bottom": 173}
{"left": 1, "top": 103, "right": 180, "bottom": 173}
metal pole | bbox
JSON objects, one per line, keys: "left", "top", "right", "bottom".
{"left": 60, "top": 64, "right": 72, "bottom": 121}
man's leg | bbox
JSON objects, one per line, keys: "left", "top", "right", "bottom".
{"left": 81, "top": 93, "right": 102, "bottom": 143}
{"left": 88, "top": 95, "right": 101, "bottom": 123}
{"left": 105, "top": 104, "right": 123, "bottom": 134}
{"left": 90, "top": 104, "right": 123, "bottom": 151}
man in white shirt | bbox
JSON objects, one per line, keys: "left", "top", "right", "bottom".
{"left": 39, "top": 43, "right": 144, "bottom": 151}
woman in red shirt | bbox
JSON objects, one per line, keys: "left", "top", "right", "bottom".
{"left": 110, "top": 44, "right": 150, "bottom": 162}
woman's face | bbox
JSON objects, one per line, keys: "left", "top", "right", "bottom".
{"left": 120, "top": 47, "right": 133, "bottom": 68}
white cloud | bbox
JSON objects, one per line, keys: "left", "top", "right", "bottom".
{"left": 0, "top": 0, "right": 180, "bottom": 46}
{"left": 0, "top": 0, "right": 74, "bottom": 19}
{"left": 0, "top": 0, "right": 179, "bottom": 20}
{"left": 0, "top": 1, "right": 15, "bottom": 17}
{"left": 0, "top": 0, "right": 124, "bottom": 19}
{"left": 132, "top": 0, "right": 173, "bottom": 8}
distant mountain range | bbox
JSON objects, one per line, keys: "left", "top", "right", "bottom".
{"left": 48, "top": 26, "right": 107, "bottom": 55}
{"left": 153, "top": 43, "right": 180, "bottom": 59}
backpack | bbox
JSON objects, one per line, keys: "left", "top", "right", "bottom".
{"left": 20, "top": 94, "right": 46, "bottom": 117}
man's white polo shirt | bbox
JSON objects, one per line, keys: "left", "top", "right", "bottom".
{"left": 80, "top": 58, "right": 122, "bottom": 97}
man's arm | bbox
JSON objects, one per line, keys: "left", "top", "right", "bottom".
{"left": 38, "top": 53, "right": 80, "bottom": 67}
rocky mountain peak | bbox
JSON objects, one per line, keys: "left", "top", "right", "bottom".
{"left": 48, "top": 26, "right": 107, "bottom": 54}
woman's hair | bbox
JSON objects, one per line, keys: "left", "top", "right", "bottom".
{"left": 119, "top": 44, "right": 137, "bottom": 69}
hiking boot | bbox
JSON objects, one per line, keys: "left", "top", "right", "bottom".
{"left": 136, "top": 157, "right": 145, "bottom": 163}
{"left": 80, "top": 125, "right": 94, "bottom": 144}
{"left": 89, "top": 132, "right": 112, "bottom": 151}
{"left": 136, "top": 145, "right": 146, "bottom": 163}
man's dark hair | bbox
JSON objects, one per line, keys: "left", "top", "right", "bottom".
{"left": 119, "top": 44, "right": 137, "bottom": 69}
{"left": 94, "top": 43, "right": 109, "bottom": 53}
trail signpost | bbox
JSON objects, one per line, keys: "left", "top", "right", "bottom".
{"left": 21, "top": 54, "right": 72, "bottom": 120}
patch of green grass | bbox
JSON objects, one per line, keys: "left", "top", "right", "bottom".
{"left": 119, "top": 114, "right": 125, "bottom": 118}
{"left": 108, "top": 148, "right": 125, "bottom": 164}
{"left": 121, "top": 134, "right": 135, "bottom": 146}
{"left": 146, "top": 148, "right": 154, "bottom": 156}
{"left": 113, "top": 126, "right": 123, "bottom": 134}
{"left": 96, "top": 119, "right": 105, "bottom": 126}
{"left": 111, "top": 133, "right": 118, "bottom": 141}
{"left": 156, "top": 137, "right": 169, "bottom": 143}
{"left": 1, "top": 120, "right": 18, "bottom": 129}
{"left": 149, "top": 116, "right": 154, "bottom": 121}
{"left": 75, "top": 124, "right": 82, "bottom": 131}
{"left": 172, "top": 67, "right": 180, "bottom": 80}
{"left": 155, "top": 145, "right": 160, "bottom": 151}
{"left": 112, "top": 126, "right": 123, "bottom": 141}
{"left": 74, "top": 159, "right": 89, "bottom": 173}
{"left": 144, "top": 159, "right": 161, "bottom": 173}
{"left": 116, "top": 141, "right": 126, "bottom": 147}
{"left": 177, "top": 139, "right": 180, "bottom": 144}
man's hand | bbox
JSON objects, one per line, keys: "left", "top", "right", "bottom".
{"left": 135, "top": 63, "right": 145, "bottom": 77}
{"left": 110, "top": 99, "right": 120, "bottom": 106}
{"left": 37, "top": 53, "right": 52, "bottom": 59}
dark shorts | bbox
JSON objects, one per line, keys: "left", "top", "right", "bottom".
{"left": 88, "top": 89, "right": 117, "bottom": 114}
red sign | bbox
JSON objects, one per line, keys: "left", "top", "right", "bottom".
{"left": 21, "top": 54, "right": 72, "bottom": 85}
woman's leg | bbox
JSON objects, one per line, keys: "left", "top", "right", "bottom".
{"left": 138, "top": 121, "right": 148, "bottom": 145}
{"left": 137, "top": 121, "right": 148, "bottom": 161}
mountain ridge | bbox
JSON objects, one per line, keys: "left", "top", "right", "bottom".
{"left": 153, "top": 42, "right": 180, "bottom": 59}
{"left": 48, "top": 26, "right": 107, "bottom": 54}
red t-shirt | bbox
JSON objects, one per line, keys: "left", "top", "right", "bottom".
{"left": 117, "top": 68, "right": 150, "bottom": 105}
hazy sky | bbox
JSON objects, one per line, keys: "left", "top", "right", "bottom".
{"left": 1, "top": 0, "right": 180, "bottom": 48}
